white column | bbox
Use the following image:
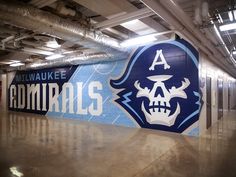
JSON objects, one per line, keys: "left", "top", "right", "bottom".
{"left": 1, "top": 74, "right": 8, "bottom": 112}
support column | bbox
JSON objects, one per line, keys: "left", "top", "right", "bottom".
{"left": 1, "top": 74, "right": 8, "bottom": 112}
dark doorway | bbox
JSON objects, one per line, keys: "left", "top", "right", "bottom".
{"left": 206, "top": 77, "right": 212, "bottom": 129}
{"left": 217, "top": 79, "right": 223, "bottom": 120}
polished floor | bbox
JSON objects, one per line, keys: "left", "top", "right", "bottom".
{"left": 0, "top": 111, "right": 236, "bottom": 177}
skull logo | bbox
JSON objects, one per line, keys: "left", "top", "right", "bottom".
{"left": 110, "top": 39, "right": 200, "bottom": 133}
{"left": 135, "top": 75, "right": 190, "bottom": 126}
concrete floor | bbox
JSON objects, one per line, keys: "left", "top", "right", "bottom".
{"left": 0, "top": 111, "right": 236, "bottom": 177}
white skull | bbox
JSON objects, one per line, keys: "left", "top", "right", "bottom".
{"left": 134, "top": 75, "right": 190, "bottom": 126}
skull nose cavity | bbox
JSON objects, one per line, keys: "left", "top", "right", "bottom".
{"left": 154, "top": 87, "right": 164, "bottom": 97}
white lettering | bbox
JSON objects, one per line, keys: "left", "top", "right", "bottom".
{"left": 26, "top": 84, "right": 41, "bottom": 110}
{"left": 48, "top": 83, "right": 59, "bottom": 112}
{"left": 76, "top": 82, "right": 87, "bottom": 115}
{"left": 42, "top": 83, "right": 47, "bottom": 111}
{"left": 88, "top": 81, "right": 103, "bottom": 116}
{"left": 62, "top": 83, "right": 74, "bottom": 114}
{"left": 10, "top": 85, "right": 16, "bottom": 108}
{"left": 149, "top": 49, "right": 170, "bottom": 70}
{"left": 17, "top": 84, "right": 25, "bottom": 109}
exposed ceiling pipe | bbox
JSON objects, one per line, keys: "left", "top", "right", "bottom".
{"left": 23, "top": 53, "right": 127, "bottom": 70}
{"left": 23, "top": 47, "right": 54, "bottom": 56}
{"left": 158, "top": 0, "right": 235, "bottom": 67}
{"left": 161, "top": 0, "right": 229, "bottom": 63}
{"left": 140, "top": 0, "right": 236, "bottom": 77}
{"left": 0, "top": 1, "right": 127, "bottom": 58}
{"left": 1, "top": 35, "right": 15, "bottom": 50}
{"left": 159, "top": 0, "right": 220, "bottom": 56}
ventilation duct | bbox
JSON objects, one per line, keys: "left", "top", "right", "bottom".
{"left": 0, "top": 1, "right": 127, "bottom": 59}
{"left": 24, "top": 53, "right": 126, "bottom": 70}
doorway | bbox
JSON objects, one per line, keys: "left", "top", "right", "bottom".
{"left": 217, "top": 79, "right": 223, "bottom": 120}
{"left": 206, "top": 77, "right": 212, "bottom": 129}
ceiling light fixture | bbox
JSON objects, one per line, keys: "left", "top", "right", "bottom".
{"left": 45, "top": 54, "right": 64, "bottom": 60}
{"left": 120, "top": 31, "right": 174, "bottom": 47}
{"left": 10, "top": 62, "right": 25, "bottom": 67}
{"left": 228, "top": 11, "right": 234, "bottom": 21}
{"left": 31, "top": 63, "right": 47, "bottom": 68}
{"left": 121, "top": 34, "right": 156, "bottom": 47}
{"left": 234, "top": 10, "right": 236, "bottom": 20}
{"left": 232, "top": 50, "right": 236, "bottom": 55}
{"left": 219, "top": 23, "right": 236, "bottom": 31}
{"left": 46, "top": 39, "right": 61, "bottom": 49}
{"left": 9, "top": 167, "right": 24, "bottom": 177}
{"left": 218, "top": 14, "right": 223, "bottom": 23}
{"left": 213, "top": 23, "right": 231, "bottom": 55}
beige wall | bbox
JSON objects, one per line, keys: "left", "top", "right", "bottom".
{"left": 199, "top": 53, "right": 236, "bottom": 135}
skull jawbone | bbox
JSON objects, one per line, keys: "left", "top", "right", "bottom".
{"left": 141, "top": 102, "right": 180, "bottom": 127}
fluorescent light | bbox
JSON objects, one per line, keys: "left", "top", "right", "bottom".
{"left": 10, "top": 167, "right": 24, "bottom": 177}
{"left": 219, "top": 23, "right": 236, "bottom": 31}
{"left": 213, "top": 24, "right": 231, "bottom": 55}
{"left": 234, "top": 10, "right": 236, "bottom": 20}
{"left": 31, "top": 63, "right": 46, "bottom": 68}
{"left": 228, "top": 11, "right": 233, "bottom": 21}
{"left": 46, "top": 39, "right": 61, "bottom": 49}
{"left": 121, "top": 19, "right": 139, "bottom": 26}
{"left": 45, "top": 54, "right": 64, "bottom": 60}
{"left": 121, "top": 34, "right": 157, "bottom": 47}
{"left": 10, "top": 62, "right": 25, "bottom": 67}
{"left": 232, "top": 51, "right": 236, "bottom": 55}
{"left": 218, "top": 14, "right": 223, "bottom": 23}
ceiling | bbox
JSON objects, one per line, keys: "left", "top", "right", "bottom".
{"left": 0, "top": 0, "right": 236, "bottom": 77}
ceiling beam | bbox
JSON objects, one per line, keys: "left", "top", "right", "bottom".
{"left": 73, "top": 0, "right": 167, "bottom": 33}
{"left": 94, "top": 7, "right": 155, "bottom": 29}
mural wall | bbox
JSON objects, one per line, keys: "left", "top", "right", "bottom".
{"left": 8, "top": 39, "right": 201, "bottom": 136}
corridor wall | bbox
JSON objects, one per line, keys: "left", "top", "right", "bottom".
{"left": 7, "top": 39, "right": 201, "bottom": 136}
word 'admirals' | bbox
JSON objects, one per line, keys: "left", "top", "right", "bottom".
{"left": 9, "top": 81, "right": 103, "bottom": 116}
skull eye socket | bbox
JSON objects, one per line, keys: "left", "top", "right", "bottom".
{"left": 154, "top": 87, "right": 164, "bottom": 97}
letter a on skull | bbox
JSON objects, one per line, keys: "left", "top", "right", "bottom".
{"left": 110, "top": 40, "right": 200, "bottom": 133}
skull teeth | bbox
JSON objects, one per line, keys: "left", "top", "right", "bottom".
{"left": 150, "top": 108, "right": 171, "bottom": 114}
{"left": 149, "top": 101, "right": 170, "bottom": 107}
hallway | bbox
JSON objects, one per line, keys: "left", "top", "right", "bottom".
{"left": 0, "top": 110, "right": 236, "bottom": 177}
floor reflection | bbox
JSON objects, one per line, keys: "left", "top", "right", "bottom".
{"left": 0, "top": 111, "right": 236, "bottom": 177}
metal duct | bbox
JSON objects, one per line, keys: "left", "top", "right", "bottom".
{"left": 24, "top": 53, "right": 127, "bottom": 70}
{"left": 0, "top": 1, "right": 126, "bottom": 57}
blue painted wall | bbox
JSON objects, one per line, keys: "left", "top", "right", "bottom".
{"left": 8, "top": 39, "right": 201, "bottom": 135}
